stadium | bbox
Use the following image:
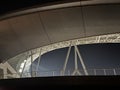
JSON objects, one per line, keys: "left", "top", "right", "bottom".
{"left": 0, "top": 0, "right": 120, "bottom": 89}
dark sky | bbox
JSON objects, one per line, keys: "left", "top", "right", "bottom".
{"left": 33, "top": 43, "right": 120, "bottom": 73}
{"left": 0, "top": 0, "right": 77, "bottom": 15}
{"left": 0, "top": 0, "right": 56, "bottom": 15}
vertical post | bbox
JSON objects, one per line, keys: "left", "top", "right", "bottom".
{"left": 31, "top": 51, "right": 33, "bottom": 77}
{"left": 20, "top": 60, "right": 27, "bottom": 78}
{"left": 61, "top": 46, "right": 71, "bottom": 75}
{"left": 75, "top": 45, "right": 88, "bottom": 75}
{"left": 74, "top": 46, "right": 78, "bottom": 70}
{"left": 3, "top": 67, "right": 7, "bottom": 79}
{"left": 103, "top": 69, "right": 106, "bottom": 75}
{"left": 20, "top": 53, "right": 28, "bottom": 78}
{"left": 20, "top": 52, "right": 29, "bottom": 78}
{"left": 113, "top": 69, "right": 116, "bottom": 75}
{"left": 36, "top": 48, "right": 42, "bottom": 76}
{"left": 72, "top": 46, "right": 81, "bottom": 75}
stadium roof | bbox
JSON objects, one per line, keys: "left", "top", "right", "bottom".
{"left": 0, "top": 0, "right": 120, "bottom": 62}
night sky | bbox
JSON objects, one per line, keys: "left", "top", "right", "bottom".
{"left": 0, "top": 0, "right": 74, "bottom": 15}
{"left": 32, "top": 43, "right": 120, "bottom": 75}
{"left": 0, "top": 0, "right": 54, "bottom": 14}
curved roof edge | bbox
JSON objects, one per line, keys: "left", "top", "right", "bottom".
{"left": 0, "top": 0, "right": 120, "bottom": 21}
{"left": 8, "top": 33, "right": 120, "bottom": 63}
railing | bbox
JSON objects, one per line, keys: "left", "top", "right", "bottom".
{"left": 1, "top": 68, "right": 120, "bottom": 79}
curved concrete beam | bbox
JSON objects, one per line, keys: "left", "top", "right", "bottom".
{"left": 0, "top": 2, "right": 120, "bottom": 62}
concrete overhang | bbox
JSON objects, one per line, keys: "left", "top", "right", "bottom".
{"left": 0, "top": 0, "right": 120, "bottom": 62}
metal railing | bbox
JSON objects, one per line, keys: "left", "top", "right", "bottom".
{"left": 0, "top": 68, "right": 120, "bottom": 79}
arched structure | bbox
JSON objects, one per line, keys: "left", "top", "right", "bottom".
{"left": 0, "top": 0, "right": 120, "bottom": 78}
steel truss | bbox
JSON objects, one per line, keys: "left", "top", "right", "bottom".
{"left": 6, "top": 33, "right": 120, "bottom": 77}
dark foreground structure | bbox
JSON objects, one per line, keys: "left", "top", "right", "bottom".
{"left": 0, "top": 76, "right": 120, "bottom": 89}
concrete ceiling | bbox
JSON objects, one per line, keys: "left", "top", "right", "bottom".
{"left": 0, "top": 1, "right": 120, "bottom": 62}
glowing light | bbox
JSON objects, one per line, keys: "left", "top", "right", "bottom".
{"left": 19, "top": 69, "right": 22, "bottom": 73}
{"left": 20, "top": 63, "right": 24, "bottom": 68}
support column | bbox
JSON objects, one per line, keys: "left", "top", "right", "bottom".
{"left": 3, "top": 67, "right": 7, "bottom": 79}
{"left": 31, "top": 51, "right": 34, "bottom": 77}
{"left": 72, "top": 46, "right": 81, "bottom": 75}
{"left": 75, "top": 45, "right": 88, "bottom": 75}
{"left": 61, "top": 46, "right": 71, "bottom": 75}
{"left": 20, "top": 59, "right": 27, "bottom": 78}
{"left": 36, "top": 48, "right": 42, "bottom": 76}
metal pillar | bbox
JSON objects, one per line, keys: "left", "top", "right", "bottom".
{"left": 30, "top": 51, "right": 34, "bottom": 77}
{"left": 61, "top": 46, "right": 71, "bottom": 75}
{"left": 75, "top": 45, "right": 88, "bottom": 75}
{"left": 75, "top": 46, "right": 77, "bottom": 70}
{"left": 5, "top": 62, "right": 20, "bottom": 78}
{"left": 72, "top": 46, "right": 81, "bottom": 75}
{"left": 3, "top": 67, "right": 7, "bottom": 79}
{"left": 0, "top": 63, "right": 8, "bottom": 79}
{"left": 36, "top": 48, "right": 42, "bottom": 76}
{"left": 113, "top": 69, "right": 116, "bottom": 75}
{"left": 103, "top": 69, "right": 106, "bottom": 75}
{"left": 20, "top": 55, "right": 28, "bottom": 78}
{"left": 0, "top": 62, "right": 20, "bottom": 79}
{"left": 62, "top": 44, "right": 88, "bottom": 76}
